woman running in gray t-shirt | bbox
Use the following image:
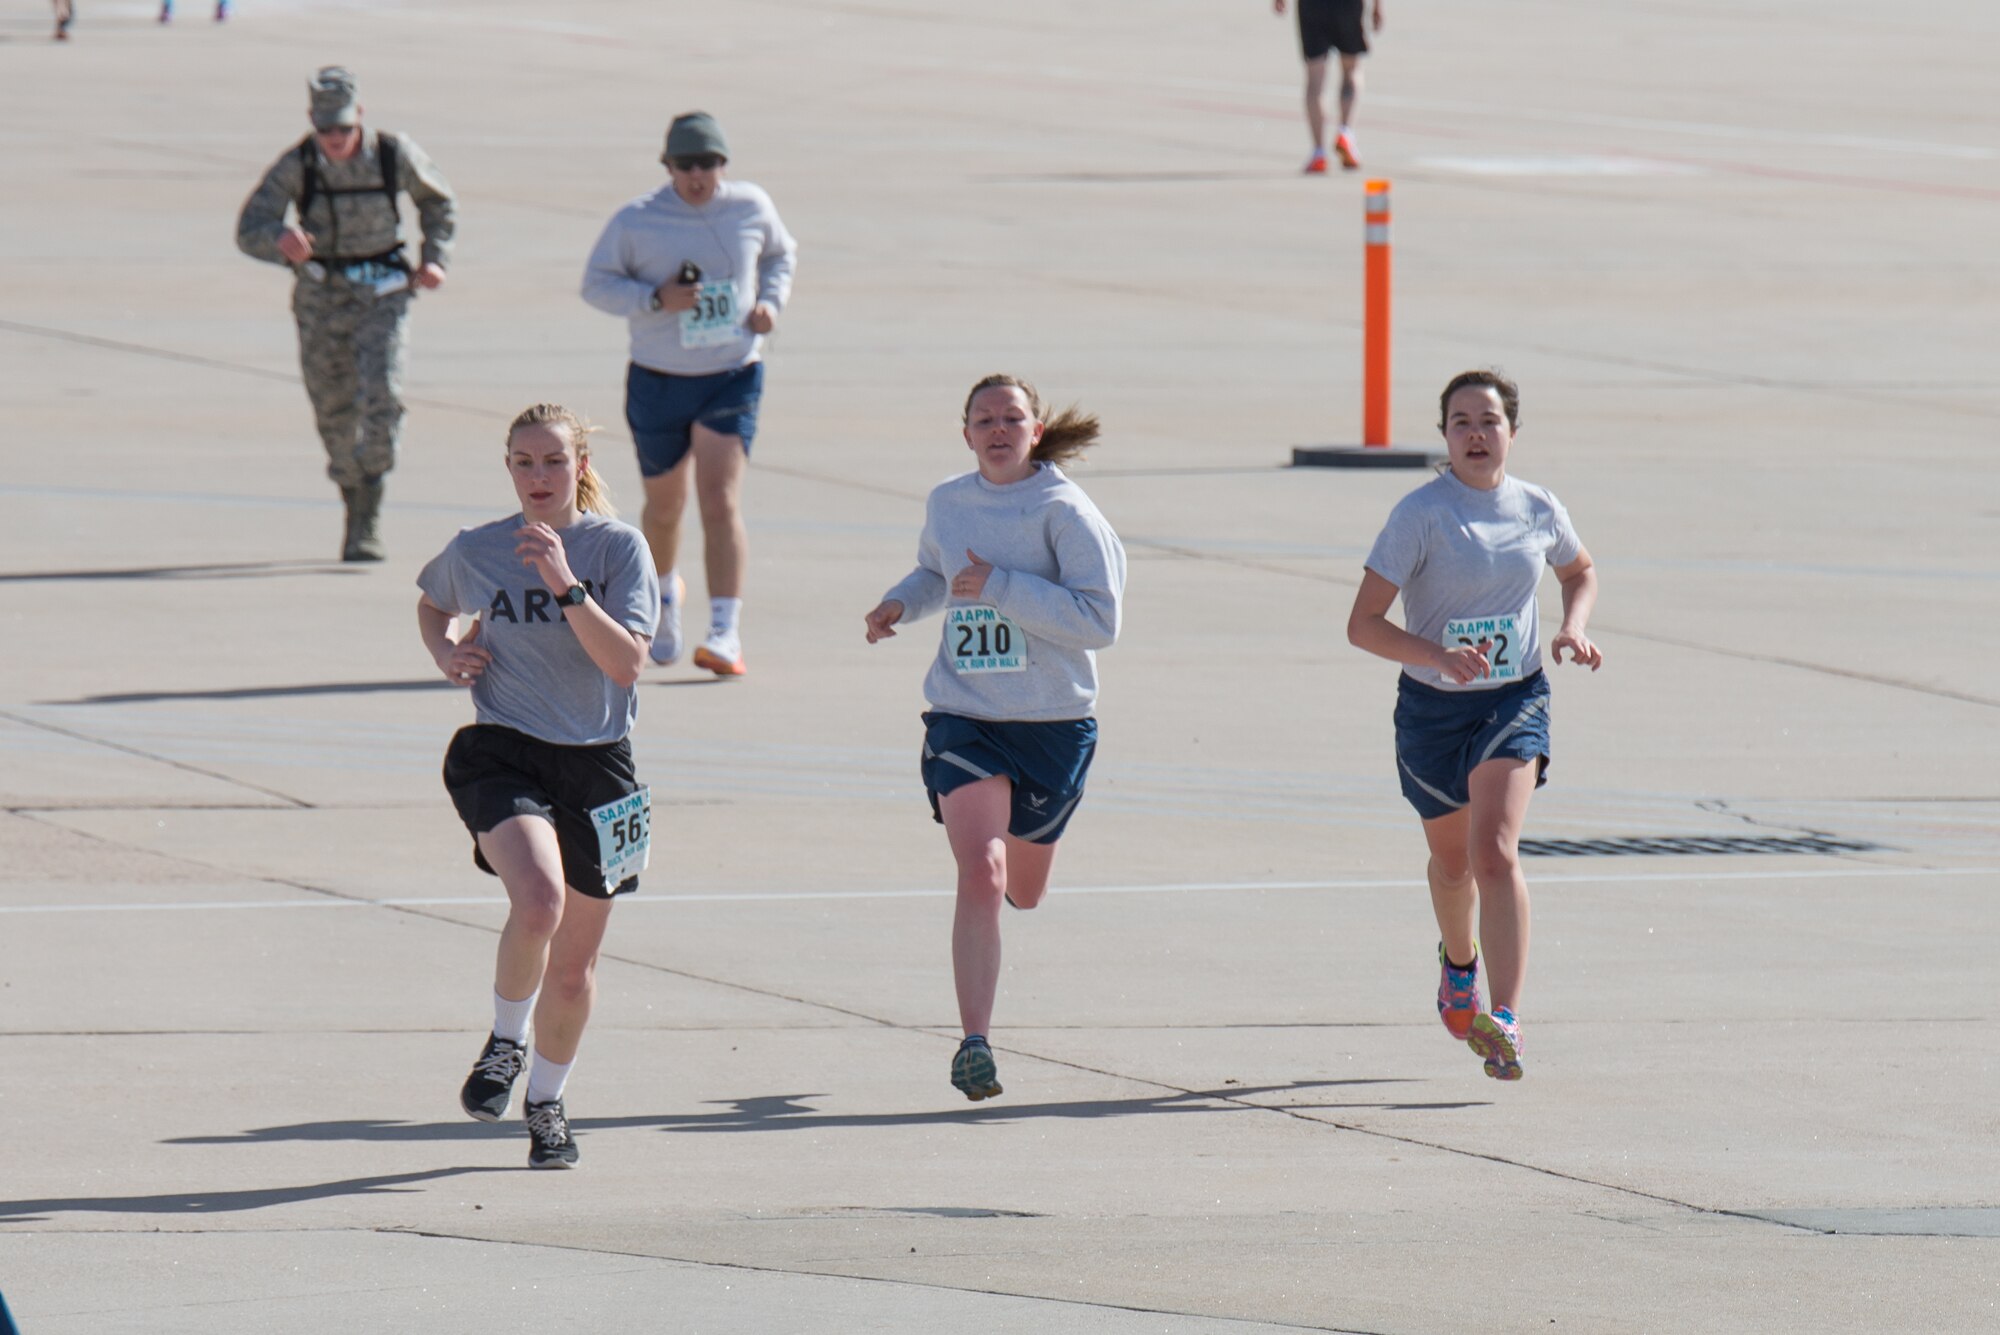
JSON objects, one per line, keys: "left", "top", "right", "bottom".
{"left": 417, "top": 404, "right": 660, "bottom": 1166}
{"left": 1346, "top": 370, "right": 1603, "bottom": 1081}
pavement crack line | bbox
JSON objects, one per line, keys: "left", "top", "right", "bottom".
{"left": 0, "top": 708, "right": 313, "bottom": 809}
{"left": 374, "top": 1226, "right": 1380, "bottom": 1334}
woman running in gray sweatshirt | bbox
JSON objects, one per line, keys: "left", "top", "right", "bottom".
{"left": 864, "top": 375, "right": 1127, "bottom": 1102}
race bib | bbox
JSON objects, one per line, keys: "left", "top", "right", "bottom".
{"left": 946, "top": 605, "right": 1025, "bottom": 674}
{"left": 588, "top": 786, "right": 652, "bottom": 891}
{"left": 677, "top": 281, "right": 739, "bottom": 348}
{"left": 1443, "top": 612, "right": 1522, "bottom": 682}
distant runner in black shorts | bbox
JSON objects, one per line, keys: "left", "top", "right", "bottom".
{"left": 1274, "top": 0, "right": 1383, "bottom": 173}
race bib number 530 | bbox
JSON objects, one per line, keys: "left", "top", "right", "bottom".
{"left": 678, "top": 281, "right": 739, "bottom": 348}
{"left": 589, "top": 786, "right": 652, "bottom": 891}
{"left": 1443, "top": 613, "right": 1521, "bottom": 682}
{"left": 947, "top": 605, "right": 1025, "bottom": 674}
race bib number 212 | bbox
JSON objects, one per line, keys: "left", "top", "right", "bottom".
{"left": 1443, "top": 612, "right": 1522, "bottom": 682}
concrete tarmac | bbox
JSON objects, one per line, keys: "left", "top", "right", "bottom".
{"left": 2, "top": 1, "right": 1997, "bottom": 1331}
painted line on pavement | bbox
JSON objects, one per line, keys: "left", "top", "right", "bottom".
{"left": 3, "top": 865, "right": 1991, "bottom": 915}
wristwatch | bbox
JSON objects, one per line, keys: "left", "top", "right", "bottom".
{"left": 647, "top": 291, "right": 663, "bottom": 313}
{"left": 555, "top": 584, "right": 588, "bottom": 608}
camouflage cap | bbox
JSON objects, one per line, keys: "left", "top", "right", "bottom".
{"left": 308, "top": 66, "right": 360, "bottom": 130}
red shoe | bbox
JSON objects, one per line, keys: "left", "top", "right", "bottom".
{"left": 692, "top": 638, "right": 747, "bottom": 677}
{"left": 1437, "top": 942, "right": 1480, "bottom": 1040}
{"left": 1303, "top": 149, "right": 1330, "bottom": 175}
{"left": 1334, "top": 132, "right": 1360, "bottom": 170}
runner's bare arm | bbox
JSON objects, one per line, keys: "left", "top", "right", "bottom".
{"left": 1347, "top": 568, "right": 1489, "bottom": 684}
{"left": 1550, "top": 550, "right": 1602, "bottom": 669}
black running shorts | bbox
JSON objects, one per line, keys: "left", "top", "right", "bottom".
{"left": 442, "top": 724, "right": 643, "bottom": 898}
{"left": 1298, "top": 0, "right": 1369, "bottom": 61}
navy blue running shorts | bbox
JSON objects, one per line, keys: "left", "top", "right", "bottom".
{"left": 1392, "top": 670, "right": 1551, "bottom": 822}
{"left": 624, "top": 360, "right": 763, "bottom": 477}
{"left": 1298, "top": 0, "right": 1369, "bottom": 61}
{"left": 442, "top": 724, "right": 643, "bottom": 897}
{"left": 920, "top": 711, "right": 1098, "bottom": 845}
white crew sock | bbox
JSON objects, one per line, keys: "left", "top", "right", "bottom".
{"left": 660, "top": 570, "right": 681, "bottom": 604}
{"left": 709, "top": 596, "right": 742, "bottom": 639}
{"left": 526, "top": 1050, "right": 573, "bottom": 1104}
{"left": 492, "top": 989, "right": 536, "bottom": 1044}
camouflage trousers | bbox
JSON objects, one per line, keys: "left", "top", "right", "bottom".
{"left": 292, "top": 276, "right": 414, "bottom": 488}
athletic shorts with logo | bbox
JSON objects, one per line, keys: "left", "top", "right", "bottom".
{"left": 1297, "top": 0, "right": 1369, "bottom": 60}
{"left": 1393, "top": 670, "right": 1550, "bottom": 821}
{"left": 625, "top": 360, "right": 763, "bottom": 476}
{"left": 919, "top": 711, "right": 1098, "bottom": 845}
{"left": 443, "top": 724, "right": 644, "bottom": 897}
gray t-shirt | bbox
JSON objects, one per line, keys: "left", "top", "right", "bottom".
{"left": 418, "top": 512, "right": 660, "bottom": 744}
{"left": 1364, "top": 470, "right": 1582, "bottom": 692}
{"left": 881, "top": 464, "right": 1125, "bottom": 722}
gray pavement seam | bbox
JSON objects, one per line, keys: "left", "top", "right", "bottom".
{"left": 0, "top": 708, "right": 311, "bottom": 809}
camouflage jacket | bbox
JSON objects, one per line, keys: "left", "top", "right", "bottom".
{"left": 236, "top": 128, "right": 456, "bottom": 269}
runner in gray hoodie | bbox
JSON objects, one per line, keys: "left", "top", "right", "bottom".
{"left": 864, "top": 375, "right": 1127, "bottom": 1101}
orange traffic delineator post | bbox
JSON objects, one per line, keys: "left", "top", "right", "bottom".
{"left": 1363, "top": 179, "right": 1392, "bottom": 446}
{"left": 1292, "top": 179, "right": 1442, "bottom": 469}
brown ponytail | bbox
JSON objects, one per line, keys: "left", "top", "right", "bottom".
{"left": 962, "top": 373, "right": 1103, "bottom": 467}
{"left": 506, "top": 402, "right": 616, "bottom": 517}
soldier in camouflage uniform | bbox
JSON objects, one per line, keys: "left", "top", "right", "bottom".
{"left": 236, "top": 67, "right": 456, "bottom": 561}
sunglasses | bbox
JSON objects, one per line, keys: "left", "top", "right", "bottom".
{"left": 670, "top": 154, "right": 724, "bottom": 172}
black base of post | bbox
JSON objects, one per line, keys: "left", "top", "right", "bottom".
{"left": 1291, "top": 444, "right": 1444, "bottom": 469}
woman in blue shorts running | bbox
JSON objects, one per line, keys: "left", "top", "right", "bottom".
{"left": 1346, "top": 370, "right": 1602, "bottom": 1080}
{"left": 863, "top": 375, "right": 1127, "bottom": 1102}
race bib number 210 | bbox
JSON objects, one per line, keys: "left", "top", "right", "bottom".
{"left": 947, "top": 605, "right": 1025, "bottom": 674}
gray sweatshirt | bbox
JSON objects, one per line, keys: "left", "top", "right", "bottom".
{"left": 579, "top": 180, "right": 797, "bottom": 375}
{"left": 882, "top": 464, "right": 1125, "bottom": 723}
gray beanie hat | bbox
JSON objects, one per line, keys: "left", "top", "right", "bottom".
{"left": 309, "top": 66, "right": 360, "bottom": 130}
{"left": 661, "top": 111, "right": 729, "bottom": 164}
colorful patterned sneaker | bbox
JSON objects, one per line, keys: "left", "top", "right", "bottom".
{"left": 1467, "top": 1007, "right": 1524, "bottom": 1081}
{"left": 1437, "top": 943, "right": 1480, "bottom": 1041}
{"left": 525, "top": 1097, "right": 579, "bottom": 1169}
{"left": 459, "top": 1033, "right": 527, "bottom": 1123}
{"left": 648, "top": 573, "right": 686, "bottom": 665}
{"left": 950, "top": 1035, "right": 1003, "bottom": 1102}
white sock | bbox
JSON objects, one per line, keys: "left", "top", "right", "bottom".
{"left": 660, "top": 571, "right": 681, "bottom": 604}
{"left": 526, "top": 1050, "right": 573, "bottom": 1104}
{"left": 709, "top": 596, "right": 742, "bottom": 639}
{"left": 492, "top": 989, "right": 536, "bottom": 1044}
{"left": 1338, "top": 124, "right": 1351, "bottom": 137}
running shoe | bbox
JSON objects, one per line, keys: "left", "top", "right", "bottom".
{"left": 648, "top": 573, "right": 686, "bottom": 665}
{"left": 158, "top": 2, "right": 173, "bottom": 22}
{"left": 1334, "top": 132, "right": 1360, "bottom": 170}
{"left": 459, "top": 1033, "right": 527, "bottom": 1122}
{"left": 950, "top": 1035, "right": 1003, "bottom": 1102}
{"left": 1303, "top": 148, "right": 1330, "bottom": 175}
{"left": 1437, "top": 942, "right": 1480, "bottom": 1041}
{"left": 525, "top": 1097, "right": 579, "bottom": 1168}
{"left": 1467, "top": 1007, "right": 1523, "bottom": 1081}
{"left": 692, "top": 635, "right": 747, "bottom": 677}
{"left": 215, "top": 0, "right": 231, "bottom": 19}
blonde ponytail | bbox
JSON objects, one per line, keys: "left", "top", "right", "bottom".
{"left": 506, "top": 402, "right": 616, "bottom": 517}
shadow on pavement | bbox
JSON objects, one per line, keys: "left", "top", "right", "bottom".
{"left": 161, "top": 1079, "right": 1488, "bottom": 1149}
{"left": 0, "top": 560, "right": 359, "bottom": 583}
{"left": 44, "top": 679, "right": 457, "bottom": 705}
{"left": 0, "top": 1166, "right": 512, "bottom": 1223}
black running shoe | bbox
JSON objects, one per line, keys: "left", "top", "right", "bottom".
{"left": 459, "top": 1033, "right": 526, "bottom": 1123}
{"left": 950, "top": 1036, "right": 1003, "bottom": 1101}
{"left": 525, "top": 1098, "right": 579, "bottom": 1169}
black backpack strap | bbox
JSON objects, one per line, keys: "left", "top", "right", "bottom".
{"left": 295, "top": 135, "right": 320, "bottom": 219}
{"left": 376, "top": 132, "right": 400, "bottom": 207}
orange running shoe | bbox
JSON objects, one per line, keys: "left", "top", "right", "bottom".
{"left": 1303, "top": 148, "right": 1330, "bottom": 175}
{"left": 692, "top": 639, "right": 747, "bottom": 677}
{"left": 1437, "top": 942, "right": 1480, "bottom": 1040}
{"left": 1334, "top": 132, "right": 1360, "bottom": 170}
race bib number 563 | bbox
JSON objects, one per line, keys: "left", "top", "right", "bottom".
{"left": 589, "top": 786, "right": 652, "bottom": 891}
{"left": 947, "top": 605, "right": 1025, "bottom": 674}
{"left": 1443, "top": 612, "right": 1522, "bottom": 682}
